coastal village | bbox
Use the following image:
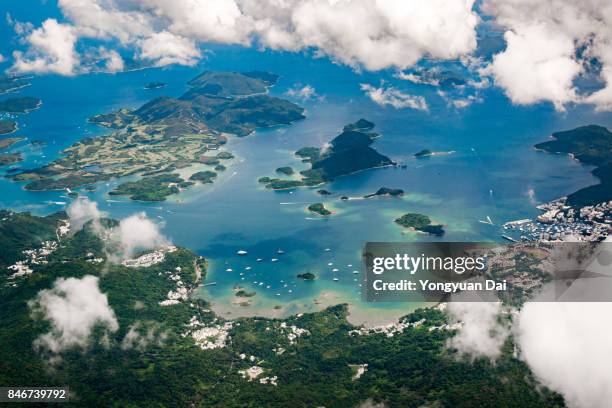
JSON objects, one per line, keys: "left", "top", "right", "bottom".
{"left": 504, "top": 198, "right": 611, "bottom": 242}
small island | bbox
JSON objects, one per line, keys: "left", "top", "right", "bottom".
{"left": 0, "top": 120, "right": 17, "bottom": 135}
{"left": 317, "top": 189, "right": 333, "bottom": 195}
{"left": 308, "top": 203, "right": 332, "bottom": 216}
{"left": 395, "top": 213, "right": 445, "bottom": 236}
{"left": 276, "top": 166, "right": 294, "bottom": 176}
{"left": 259, "top": 119, "right": 394, "bottom": 189}
{"left": 364, "top": 187, "right": 404, "bottom": 198}
{"left": 415, "top": 149, "right": 433, "bottom": 158}
{"left": 297, "top": 272, "right": 316, "bottom": 280}
{"left": 0, "top": 97, "right": 41, "bottom": 113}
{"left": 109, "top": 173, "right": 192, "bottom": 201}
{"left": 189, "top": 171, "right": 217, "bottom": 184}
{"left": 144, "top": 82, "right": 166, "bottom": 90}
{"left": 235, "top": 289, "right": 256, "bottom": 297}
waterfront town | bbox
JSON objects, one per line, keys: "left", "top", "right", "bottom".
{"left": 503, "top": 198, "right": 611, "bottom": 242}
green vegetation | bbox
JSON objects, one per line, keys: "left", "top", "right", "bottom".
{"left": 144, "top": 82, "right": 166, "bottom": 90}
{"left": 189, "top": 171, "right": 217, "bottom": 184}
{"left": 535, "top": 125, "right": 612, "bottom": 207}
{"left": 415, "top": 149, "right": 433, "bottom": 158}
{"left": 317, "top": 189, "right": 332, "bottom": 195}
{"left": 11, "top": 71, "right": 303, "bottom": 195}
{"left": 0, "top": 97, "right": 41, "bottom": 113}
{"left": 0, "top": 152, "right": 23, "bottom": 166}
{"left": 0, "top": 211, "right": 566, "bottom": 407}
{"left": 395, "top": 213, "right": 445, "bottom": 236}
{"left": 364, "top": 187, "right": 404, "bottom": 198}
{"left": 0, "top": 120, "right": 17, "bottom": 135}
{"left": 110, "top": 173, "right": 189, "bottom": 201}
{"left": 214, "top": 164, "right": 226, "bottom": 171}
{"left": 261, "top": 120, "right": 394, "bottom": 190}
{"left": 296, "top": 272, "right": 316, "bottom": 280}
{"left": 216, "top": 151, "right": 234, "bottom": 160}
{"left": 235, "top": 289, "right": 256, "bottom": 297}
{"left": 308, "top": 203, "right": 332, "bottom": 216}
{"left": 187, "top": 71, "right": 277, "bottom": 97}
{"left": 276, "top": 166, "right": 294, "bottom": 175}
{"left": 343, "top": 118, "right": 375, "bottom": 131}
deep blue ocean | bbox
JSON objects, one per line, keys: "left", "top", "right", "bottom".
{"left": 2, "top": 1, "right": 611, "bottom": 323}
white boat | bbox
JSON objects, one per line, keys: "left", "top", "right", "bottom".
{"left": 271, "top": 258, "right": 278, "bottom": 262}
{"left": 237, "top": 250, "right": 248, "bottom": 255}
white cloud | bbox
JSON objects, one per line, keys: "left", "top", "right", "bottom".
{"left": 110, "top": 212, "right": 170, "bottom": 259}
{"left": 100, "top": 48, "right": 125, "bottom": 73}
{"left": 447, "top": 302, "right": 509, "bottom": 359}
{"left": 360, "top": 83, "right": 428, "bottom": 110}
{"left": 11, "top": 0, "right": 479, "bottom": 75}
{"left": 516, "top": 302, "right": 612, "bottom": 408}
{"left": 483, "top": 24, "right": 581, "bottom": 111}
{"left": 12, "top": 19, "right": 79, "bottom": 76}
{"left": 286, "top": 84, "right": 319, "bottom": 100}
{"left": 29, "top": 275, "right": 118, "bottom": 355}
{"left": 482, "top": 0, "right": 612, "bottom": 111}
{"left": 121, "top": 321, "right": 168, "bottom": 351}
{"left": 66, "top": 197, "right": 102, "bottom": 232}
{"left": 138, "top": 31, "right": 201, "bottom": 67}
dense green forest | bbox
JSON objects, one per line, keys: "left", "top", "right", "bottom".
{"left": 0, "top": 211, "right": 565, "bottom": 407}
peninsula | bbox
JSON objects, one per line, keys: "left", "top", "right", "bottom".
{"left": 0, "top": 97, "right": 41, "bottom": 113}
{"left": 535, "top": 125, "right": 612, "bottom": 207}
{"left": 9, "top": 71, "right": 304, "bottom": 197}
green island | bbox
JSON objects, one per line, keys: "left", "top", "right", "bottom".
{"left": 415, "top": 149, "right": 433, "bottom": 158}
{"left": 144, "top": 82, "right": 166, "bottom": 90}
{"left": 9, "top": 71, "right": 304, "bottom": 196}
{"left": 296, "top": 272, "right": 316, "bottom": 280}
{"left": 235, "top": 289, "right": 256, "bottom": 298}
{"left": 307, "top": 203, "right": 332, "bottom": 216}
{"left": 364, "top": 187, "right": 404, "bottom": 198}
{"left": 0, "top": 152, "right": 23, "bottom": 166}
{"left": 535, "top": 125, "right": 612, "bottom": 207}
{"left": 110, "top": 173, "right": 192, "bottom": 202}
{"left": 0, "top": 97, "right": 41, "bottom": 113}
{"left": 276, "top": 166, "right": 294, "bottom": 175}
{"left": 0, "top": 210, "right": 565, "bottom": 407}
{"left": 395, "top": 212, "right": 445, "bottom": 236}
{"left": 0, "top": 120, "right": 17, "bottom": 135}
{"left": 190, "top": 170, "right": 218, "bottom": 184}
{"left": 0, "top": 137, "right": 24, "bottom": 150}
{"left": 260, "top": 119, "right": 394, "bottom": 190}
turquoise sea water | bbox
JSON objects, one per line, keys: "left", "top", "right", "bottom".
{"left": 2, "top": 5, "right": 612, "bottom": 322}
